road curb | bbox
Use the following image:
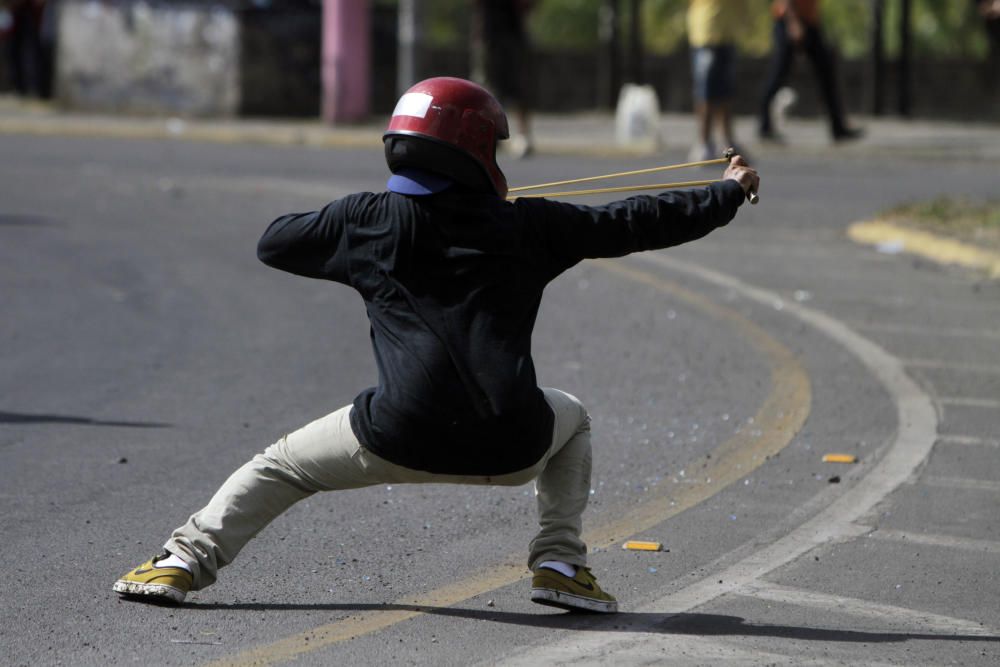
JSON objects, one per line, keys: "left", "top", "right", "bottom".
{"left": 847, "top": 219, "right": 1000, "bottom": 279}
{"left": 0, "top": 113, "right": 657, "bottom": 159}
{"left": 0, "top": 115, "right": 384, "bottom": 149}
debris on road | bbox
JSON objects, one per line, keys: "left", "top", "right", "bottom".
{"left": 876, "top": 239, "right": 905, "bottom": 255}
{"left": 822, "top": 453, "right": 858, "bottom": 464}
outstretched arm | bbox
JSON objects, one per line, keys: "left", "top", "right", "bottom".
{"left": 527, "top": 157, "right": 757, "bottom": 265}
{"left": 257, "top": 202, "right": 350, "bottom": 283}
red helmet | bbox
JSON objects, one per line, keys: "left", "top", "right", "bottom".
{"left": 383, "top": 77, "right": 510, "bottom": 198}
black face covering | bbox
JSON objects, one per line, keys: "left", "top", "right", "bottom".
{"left": 384, "top": 135, "right": 498, "bottom": 195}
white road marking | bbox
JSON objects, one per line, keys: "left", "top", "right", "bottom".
{"left": 937, "top": 434, "right": 1000, "bottom": 447}
{"left": 904, "top": 359, "right": 1000, "bottom": 374}
{"left": 869, "top": 528, "right": 1000, "bottom": 555}
{"left": 938, "top": 396, "right": 1000, "bottom": 409}
{"left": 921, "top": 476, "right": 1000, "bottom": 493}
{"left": 693, "top": 240, "right": 861, "bottom": 259}
{"left": 737, "top": 581, "right": 996, "bottom": 637}
{"left": 819, "top": 293, "right": 1000, "bottom": 313}
{"left": 497, "top": 631, "right": 891, "bottom": 667}
{"left": 499, "top": 251, "right": 941, "bottom": 665}
{"left": 849, "top": 321, "right": 1000, "bottom": 341}
{"left": 703, "top": 227, "right": 844, "bottom": 243}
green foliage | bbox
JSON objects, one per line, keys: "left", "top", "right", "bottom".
{"left": 884, "top": 0, "right": 989, "bottom": 58}
{"left": 380, "top": 0, "right": 994, "bottom": 60}
{"left": 886, "top": 196, "right": 1000, "bottom": 250}
{"left": 890, "top": 197, "right": 1000, "bottom": 229}
{"left": 530, "top": 0, "right": 602, "bottom": 48}
{"left": 819, "top": 0, "right": 871, "bottom": 59}
{"left": 638, "top": 0, "right": 687, "bottom": 53}
{"left": 424, "top": 0, "right": 471, "bottom": 45}
{"left": 529, "top": 0, "right": 992, "bottom": 59}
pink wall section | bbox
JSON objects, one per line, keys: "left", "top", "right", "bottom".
{"left": 322, "top": 0, "right": 371, "bottom": 123}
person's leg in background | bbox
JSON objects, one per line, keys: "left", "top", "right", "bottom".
{"left": 710, "top": 45, "right": 740, "bottom": 155}
{"left": 690, "top": 47, "right": 718, "bottom": 161}
{"left": 7, "top": 4, "right": 29, "bottom": 95}
{"left": 800, "top": 24, "right": 861, "bottom": 141}
{"left": 758, "top": 18, "right": 794, "bottom": 141}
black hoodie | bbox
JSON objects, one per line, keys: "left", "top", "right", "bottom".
{"left": 257, "top": 180, "right": 745, "bottom": 475}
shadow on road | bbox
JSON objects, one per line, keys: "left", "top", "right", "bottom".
{"left": 0, "top": 214, "right": 57, "bottom": 226}
{"left": 0, "top": 410, "right": 169, "bottom": 428}
{"left": 179, "top": 601, "right": 1000, "bottom": 644}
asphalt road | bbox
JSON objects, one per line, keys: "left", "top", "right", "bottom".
{"left": 1, "top": 132, "right": 998, "bottom": 666}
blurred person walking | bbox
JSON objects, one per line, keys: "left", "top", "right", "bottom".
{"left": 2, "top": 0, "right": 47, "bottom": 98}
{"left": 686, "top": 0, "right": 750, "bottom": 161}
{"left": 757, "top": 0, "right": 863, "bottom": 143}
{"left": 37, "top": 0, "right": 55, "bottom": 98}
{"left": 977, "top": 0, "right": 1000, "bottom": 87}
{"left": 472, "top": 0, "right": 535, "bottom": 158}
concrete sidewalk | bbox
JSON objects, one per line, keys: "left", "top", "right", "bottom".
{"left": 2, "top": 94, "right": 999, "bottom": 161}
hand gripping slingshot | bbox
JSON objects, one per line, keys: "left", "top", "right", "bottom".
{"left": 506, "top": 148, "right": 759, "bottom": 205}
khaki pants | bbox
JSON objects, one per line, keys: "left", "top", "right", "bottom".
{"left": 166, "top": 388, "right": 592, "bottom": 590}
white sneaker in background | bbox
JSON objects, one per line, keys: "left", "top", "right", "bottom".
{"left": 688, "top": 142, "right": 717, "bottom": 162}
{"left": 507, "top": 134, "right": 534, "bottom": 159}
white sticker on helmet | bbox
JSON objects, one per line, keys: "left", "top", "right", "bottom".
{"left": 392, "top": 92, "right": 434, "bottom": 119}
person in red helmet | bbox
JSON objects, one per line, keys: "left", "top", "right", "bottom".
{"left": 113, "top": 77, "right": 759, "bottom": 614}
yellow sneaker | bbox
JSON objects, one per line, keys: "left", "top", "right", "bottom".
{"left": 530, "top": 566, "right": 618, "bottom": 613}
{"left": 113, "top": 553, "right": 192, "bottom": 604}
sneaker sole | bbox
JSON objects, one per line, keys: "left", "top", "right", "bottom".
{"left": 113, "top": 579, "right": 187, "bottom": 604}
{"left": 530, "top": 587, "right": 618, "bottom": 614}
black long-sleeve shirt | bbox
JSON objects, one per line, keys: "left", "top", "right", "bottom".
{"left": 257, "top": 181, "right": 745, "bottom": 475}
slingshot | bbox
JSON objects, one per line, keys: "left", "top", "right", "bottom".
{"left": 507, "top": 148, "right": 759, "bottom": 205}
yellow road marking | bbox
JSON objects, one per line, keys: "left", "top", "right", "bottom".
{"left": 203, "top": 259, "right": 811, "bottom": 667}
{"left": 848, "top": 220, "right": 1000, "bottom": 278}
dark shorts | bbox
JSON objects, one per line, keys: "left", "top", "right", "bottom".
{"left": 691, "top": 45, "right": 736, "bottom": 102}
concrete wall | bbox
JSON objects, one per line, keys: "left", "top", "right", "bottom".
{"left": 56, "top": 1, "right": 240, "bottom": 116}
{"left": 50, "top": 0, "right": 322, "bottom": 117}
